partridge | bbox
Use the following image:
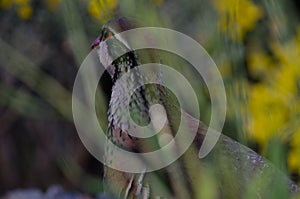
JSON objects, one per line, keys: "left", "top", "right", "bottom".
{"left": 91, "top": 17, "right": 299, "bottom": 199}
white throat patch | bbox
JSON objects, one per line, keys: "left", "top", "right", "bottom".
{"left": 97, "top": 41, "right": 115, "bottom": 76}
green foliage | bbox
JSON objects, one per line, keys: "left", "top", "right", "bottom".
{"left": 1, "top": 0, "right": 300, "bottom": 197}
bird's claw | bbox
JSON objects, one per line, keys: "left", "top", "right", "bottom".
{"left": 122, "top": 171, "right": 150, "bottom": 199}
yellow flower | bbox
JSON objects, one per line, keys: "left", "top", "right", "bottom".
{"left": 0, "top": 0, "right": 13, "bottom": 9}
{"left": 289, "top": 128, "right": 300, "bottom": 172}
{"left": 288, "top": 149, "right": 300, "bottom": 173}
{"left": 270, "top": 36, "right": 300, "bottom": 97}
{"left": 275, "top": 65, "right": 299, "bottom": 97}
{"left": 218, "top": 60, "right": 232, "bottom": 78}
{"left": 149, "top": 0, "right": 164, "bottom": 6}
{"left": 290, "top": 129, "right": 300, "bottom": 148}
{"left": 246, "top": 27, "right": 300, "bottom": 175}
{"left": 212, "top": 0, "right": 263, "bottom": 41}
{"left": 14, "top": 0, "right": 30, "bottom": 5}
{"left": 46, "top": 0, "right": 61, "bottom": 11}
{"left": 88, "top": 0, "right": 118, "bottom": 23}
{"left": 17, "top": 4, "right": 33, "bottom": 20}
{"left": 247, "top": 83, "right": 289, "bottom": 146}
{"left": 88, "top": 0, "right": 101, "bottom": 19}
{"left": 1, "top": 0, "right": 33, "bottom": 19}
{"left": 247, "top": 51, "right": 274, "bottom": 79}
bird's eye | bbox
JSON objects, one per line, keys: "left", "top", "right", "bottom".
{"left": 102, "top": 29, "right": 113, "bottom": 41}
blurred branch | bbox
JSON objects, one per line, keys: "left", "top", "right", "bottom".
{"left": 0, "top": 39, "right": 72, "bottom": 120}
{"left": 60, "top": 0, "right": 90, "bottom": 66}
{"left": 263, "top": 0, "right": 296, "bottom": 41}
{"left": 0, "top": 83, "right": 56, "bottom": 118}
{"left": 58, "top": 155, "right": 102, "bottom": 194}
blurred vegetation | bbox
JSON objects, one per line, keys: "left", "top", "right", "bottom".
{"left": 0, "top": 0, "right": 300, "bottom": 198}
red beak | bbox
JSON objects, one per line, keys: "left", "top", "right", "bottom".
{"left": 91, "top": 36, "right": 102, "bottom": 49}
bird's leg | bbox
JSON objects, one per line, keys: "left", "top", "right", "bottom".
{"left": 141, "top": 184, "right": 150, "bottom": 199}
{"left": 134, "top": 169, "right": 146, "bottom": 196}
{"left": 120, "top": 174, "right": 151, "bottom": 199}
{"left": 123, "top": 175, "right": 134, "bottom": 199}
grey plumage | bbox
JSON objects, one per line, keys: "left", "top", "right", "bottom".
{"left": 92, "top": 17, "right": 300, "bottom": 199}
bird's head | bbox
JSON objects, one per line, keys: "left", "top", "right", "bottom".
{"left": 91, "top": 17, "right": 139, "bottom": 81}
